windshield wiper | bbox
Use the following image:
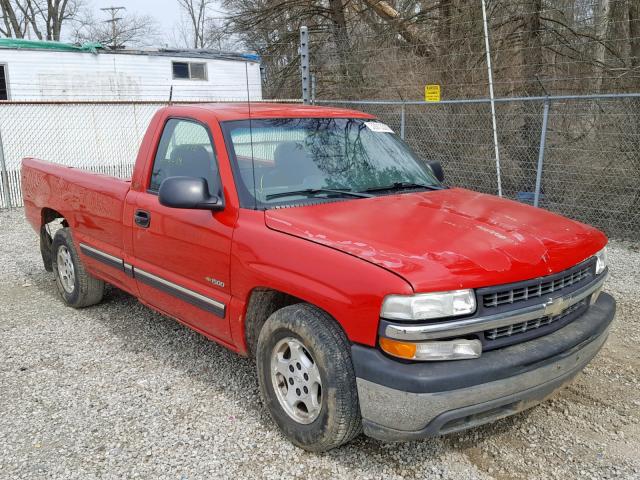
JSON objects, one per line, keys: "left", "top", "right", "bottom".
{"left": 359, "top": 182, "right": 443, "bottom": 194}
{"left": 265, "top": 188, "right": 372, "bottom": 201}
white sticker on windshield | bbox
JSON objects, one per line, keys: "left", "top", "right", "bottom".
{"left": 364, "top": 121, "right": 394, "bottom": 133}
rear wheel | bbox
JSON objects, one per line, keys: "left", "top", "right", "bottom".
{"left": 51, "top": 228, "right": 104, "bottom": 308}
{"left": 256, "top": 303, "right": 361, "bottom": 452}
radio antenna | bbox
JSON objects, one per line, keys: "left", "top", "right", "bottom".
{"left": 245, "top": 62, "right": 258, "bottom": 209}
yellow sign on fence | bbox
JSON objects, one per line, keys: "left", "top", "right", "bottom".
{"left": 425, "top": 84, "right": 441, "bottom": 102}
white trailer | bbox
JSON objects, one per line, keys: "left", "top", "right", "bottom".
{"left": 0, "top": 40, "right": 266, "bottom": 208}
{"left": 0, "top": 39, "right": 262, "bottom": 101}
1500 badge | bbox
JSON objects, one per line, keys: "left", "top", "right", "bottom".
{"left": 205, "top": 277, "right": 225, "bottom": 288}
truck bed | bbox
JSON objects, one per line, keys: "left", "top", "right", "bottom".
{"left": 21, "top": 158, "right": 131, "bottom": 256}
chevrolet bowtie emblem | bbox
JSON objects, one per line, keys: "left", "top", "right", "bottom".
{"left": 543, "top": 296, "right": 567, "bottom": 317}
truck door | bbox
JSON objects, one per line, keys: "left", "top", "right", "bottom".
{"left": 130, "top": 118, "right": 234, "bottom": 343}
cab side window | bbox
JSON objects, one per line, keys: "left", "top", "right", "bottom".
{"left": 149, "top": 119, "right": 219, "bottom": 194}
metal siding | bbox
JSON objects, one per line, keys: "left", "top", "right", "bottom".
{"left": 0, "top": 49, "right": 262, "bottom": 101}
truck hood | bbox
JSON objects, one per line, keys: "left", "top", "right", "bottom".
{"left": 264, "top": 188, "right": 607, "bottom": 292}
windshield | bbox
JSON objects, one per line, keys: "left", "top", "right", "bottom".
{"left": 221, "top": 117, "right": 441, "bottom": 208}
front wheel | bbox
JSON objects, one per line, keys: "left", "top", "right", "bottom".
{"left": 256, "top": 304, "right": 361, "bottom": 452}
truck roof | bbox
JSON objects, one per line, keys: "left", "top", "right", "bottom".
{"left": 188, "top": 103, "right": 376, "bottom": 121}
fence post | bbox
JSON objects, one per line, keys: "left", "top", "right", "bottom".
{"left": 0, "top": 128, "right": 11, "bottom": 209}
{"left": 300, "top": 26, "right": 311, "bottom": 104}
{"left": 400, "top": 104, "right": 406, "bottom": 139}
{"left": 534, "top": 98, "right": 550, "bottom": 208}
{"left": 311, "top": 73, "right": 317, "bottom": 104}
{"left": 481, "top": 0, "right": 503, "bottom": 197}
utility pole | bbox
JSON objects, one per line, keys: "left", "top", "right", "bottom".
{"left": 101, "top": 6, "right": 125, "bottom": 50}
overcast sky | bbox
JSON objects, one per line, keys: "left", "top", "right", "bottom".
{"left": 86, "top": 0, "right": 180, "bottom": 34}
{"left": 82, "top": 0, "right": 227, "bottom": 47}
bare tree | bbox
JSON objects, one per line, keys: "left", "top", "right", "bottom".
{"left": 28, "top": 0, "right": 83, "bottom": 40}
{"left": 0, "top": 0, "right": 45, "bottom": 38}
{"left": 72, "top": 8, "right": 160, "bottom": 49}
{"left": 359, "top": 0, "right": 435, "bottom": 57}
{"left": 0, "top": 0, "right": 29, "bottom": 38}
{"left": 222, "top": 0, "right": 368, "bottom": 97}
{"left": 177, "top": 0, "right": 217, "bottom": 48}
{"left": 0, "top": 0, "right": 82, "bottom": 40}
{"left": 204, "top": 18, "right": 239, "bottom": 50}
{"left": 221, "top": 0, "right": 640, "bottom": 99}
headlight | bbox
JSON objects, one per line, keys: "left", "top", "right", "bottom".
{"left": 595, "top": 246, "right": 607, "bottom": 275}
{"left": 381, "top": 289, "right": 476, "bottom": 321}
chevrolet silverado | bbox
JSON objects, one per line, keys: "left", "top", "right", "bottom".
{"left": 21, "top": 103, "right": 615, "bottom": 452}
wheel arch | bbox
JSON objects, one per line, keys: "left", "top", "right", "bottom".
{"left": 39, "top": 207, "right": 68, "bottom": 271}
{"left": 243, "top": 287, "right": 305, "bottom": 358}
{"left": 243, "top": 287, "right": 352, "bottom": 358}
{"left": 41, "top": 207, "right": 67, "bottom": 225}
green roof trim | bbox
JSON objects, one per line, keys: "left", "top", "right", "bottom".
{"left": 0, "top": 38, "right": 102, "bottom": 53}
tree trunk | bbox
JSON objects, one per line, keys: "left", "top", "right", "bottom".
{"left": 0, "top": 14, "right": 12, "bottom": 37}
{"left": 16, "top": 0, "right": 44, "bottom": 39}
{"left": 629, "top": 1, "right": 640, "bottom": 71}
{"left": 502, "top": 0, "right": 544, "bottom": 196}
{"left": 361, "top": 0, "right": 434, "bottom": 57}
{"left": 0, "top": 0, "right": 25, "bottom": 37}
{"left": 436, "top": 0, "right": 452, "bottom": 56}
{"left": 594, "top": 0, "right": 611, "bottom": 92}
{"left": 521, "top": 0, "right": 543, "bottom": 97}
{"left": 328, "top": 0, "right": 361, "bottom": 95}
{"left": 26, "top": 0, "right": 42, "bottom": 39}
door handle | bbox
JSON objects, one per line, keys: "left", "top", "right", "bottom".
{"left": 134, "top": 209, "right": 150, "bottom": 228}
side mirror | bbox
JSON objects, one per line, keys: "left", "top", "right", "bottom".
{"left": 158, "top": 177, "right": 224, "bottom": 211}
{"left": 427, "top": 160, "right": 445, "bottom": 182}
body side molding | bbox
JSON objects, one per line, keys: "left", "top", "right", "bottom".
{"left": 78, "top": 242, "right": 225, "bottom": 318}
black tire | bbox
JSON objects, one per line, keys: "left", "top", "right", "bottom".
{"left": 51, "top": 228, "right": 104, "bottom": 308}
{"left": 256, "top": 303, "right": 362, "bottom": 452}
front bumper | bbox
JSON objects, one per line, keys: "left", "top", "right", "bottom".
{"left": 353, "top": 292, "right": 616, "bottom": 441}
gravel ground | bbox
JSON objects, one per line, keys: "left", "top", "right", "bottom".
{"left": 0, "top": 208, "right": 639, "bottom": 480}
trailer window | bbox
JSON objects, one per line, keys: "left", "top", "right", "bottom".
{"left": 172, "top": 61, "right": 207, "bottom": 81}
{"left": 0, "top": 66, "right": 7, "bottom": 100}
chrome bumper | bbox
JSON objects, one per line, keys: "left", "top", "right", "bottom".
{"left": 383, "top": 271, "right": 607, "bottom": 341}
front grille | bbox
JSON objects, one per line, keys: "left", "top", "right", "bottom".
{"left": 482, "top": 264, "right": 592, "bottom": 309}
{"left": 484, "top": 299, "right": 587, "bottom": 341}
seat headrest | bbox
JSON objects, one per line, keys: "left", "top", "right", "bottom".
{"left": 165, "top": 144, "right": 212, "bottom": 182}
{"left": 273, "top": 142, "right": 307, "bottom": 168}
{"left": 170, "top": 144, "right": 210, "bottom": 165}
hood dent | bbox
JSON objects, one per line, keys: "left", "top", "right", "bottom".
{"left": 265, "top": 189, "right": 605, "bottom": 291}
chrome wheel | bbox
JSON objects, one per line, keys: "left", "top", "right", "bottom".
{"left": 56, "top": 245, "right": 75, "bottom": 293}
{"left": 271, "top": 337, "right": 322, "bottom": 424}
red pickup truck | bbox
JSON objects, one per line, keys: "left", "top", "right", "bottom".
{"left": 22, "top": 103, "right": 615, "bottom": 452}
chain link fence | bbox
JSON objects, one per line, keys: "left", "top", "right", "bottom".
{"left": 317, "top": 95, "right": 640, "bottom": 239}
{"left": 0, "top": 99, "right": 299, "bottom": 208}
{"left": 1, "top": 95, "right": 639, "bottom": 240}
{"left": 0, "top": 102, "right": 165, "bottom": 208}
